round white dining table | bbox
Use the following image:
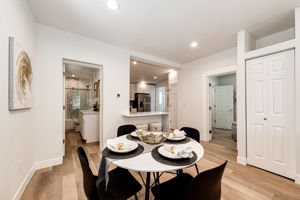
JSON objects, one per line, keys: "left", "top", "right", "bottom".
{"left": 111, "top": 135, "right": 205, "bottom": 200}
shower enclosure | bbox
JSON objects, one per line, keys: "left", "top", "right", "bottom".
{"left": 65, "top": 78, "right": 92, "bottom": 130}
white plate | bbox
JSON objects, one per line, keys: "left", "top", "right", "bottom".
{"left": 108, "top": 141, "right": 138, "bottom": 153}
{"left": 167, "top": 135, "right": 186, "bottom": 141}
{"left": 130, "top": 131, "right": 139, "bottom": 138}
{"left": 158, "top": 146, "right": 183, "bottom": 159}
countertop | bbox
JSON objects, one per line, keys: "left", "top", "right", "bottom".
{"left": 80, "top": 110, "right": 99, "bottom": 115}
{"left": 122, "top": 111, "right": 170, "bottom": 118}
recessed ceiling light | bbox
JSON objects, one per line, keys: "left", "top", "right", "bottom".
{"left": 133, "top": 61, "right": 137, "bottom": 65}
{"left": 71, "top": 74, "right": 76, "bottom": 78}
{"left": 107, "top": 0, "right": 120, "bottom": 10}
{"left": 154, "top": 76, "right": 157, "bottom": 79}
{"left": 190, "top": 41, "right": 198, "bottom": 48}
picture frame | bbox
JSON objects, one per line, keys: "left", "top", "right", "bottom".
{"left": 9, "top": 37, "right": 33, "bottom": 110}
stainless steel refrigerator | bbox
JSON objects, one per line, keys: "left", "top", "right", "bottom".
{"left": 135, "top": 93, "right": 151, "bottom": 112}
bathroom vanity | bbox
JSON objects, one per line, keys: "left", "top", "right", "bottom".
{"left": 79, "top": 110, "right": 99, "bottom": 143}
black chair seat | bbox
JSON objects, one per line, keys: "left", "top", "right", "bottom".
{"left": 151, "top": 173, "right": 193, "bottom": 200}
{"left": 77, "top": 147, "right": 142, "bottom": 200}
{"left": 97, "top": 167, "right": 142, "bottom": 200}
{"left": 152, "top": 161, "right": 227, "bottom": 200}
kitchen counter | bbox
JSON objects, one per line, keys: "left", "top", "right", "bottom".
{"left": 122, "top": 111, "right": 170, "bottom": 130}
{"left": 122, "top": 112, "right": 169, "bottom": 118}
{"left": 80, "top": 110, "right": 99, "bottom": 115}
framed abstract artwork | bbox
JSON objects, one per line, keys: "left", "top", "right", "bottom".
{"left": 9, "top": 37, "right": 33, "bottom": 110}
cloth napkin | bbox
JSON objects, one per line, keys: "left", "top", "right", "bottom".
{"left": 170, "top": 129, "right": 186, "bottom": 138}
{"left": 163, "top": 144, "right": 193, "bottom": 158}
{"left": 107, "top": 138, "right": 136, "bottom": 151}
{"left": 98, "top": 155, "right": 111, "bottom": 190}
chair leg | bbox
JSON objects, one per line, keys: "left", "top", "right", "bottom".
{"left": 194, "top": 164, "right": 200, "bottom": 174}
{"left": 134, "top": 194, "right": 138, "bottom": 200}
{"left": 176, "top": 169, "right": 183, "bottom": 175}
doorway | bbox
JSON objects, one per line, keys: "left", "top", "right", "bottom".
{"left": 209, "top": 73, "right": 237, "bottom": 143}
{"left": 62, "top": 59, "right": 103, "bottom": 156}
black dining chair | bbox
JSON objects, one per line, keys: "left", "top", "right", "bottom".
{"left": 180, "top": 127, "right": 200, "bottom": 142}
{"left": 151, "top": 161, "right": 227, "bottom": 200}
{"left": 117, "top": 124, "right": 137, "bottom": 137}
{"left": 77, "top": 147, "right": 142, "bottom": 200}
{"left": 180, "top": 127, "right": 200, "bottom": 174}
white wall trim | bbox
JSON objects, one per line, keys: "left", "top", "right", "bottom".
{"left": 35, "top": 156, "right": 63, "bottom": 170}
{"left": 12, "top": 164, "right": 36, "bottom": 200}
{"left": 295, "top": 174, "right": 300, "bottom": 185}
{"left": 295, "top": 7, "right": 300, "bottom": 183}
{"left": 237, "top": 156, "right": 247, "bottom": 166}
{"left": 245, "top": 39, "right": 295, "bottom": 60}
{"left": 202, "top": 65, "right": 237, "bottom": 142}
{"left": 12, "top": 157, "right": 63, "bottom": 200}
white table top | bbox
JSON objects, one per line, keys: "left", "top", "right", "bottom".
{"left": 111, "top": 135, "right": 204, "bottom": 172}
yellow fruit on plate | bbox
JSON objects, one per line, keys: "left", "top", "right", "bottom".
{"left": 117, "top": 143, "right": 124, "bottom": 150}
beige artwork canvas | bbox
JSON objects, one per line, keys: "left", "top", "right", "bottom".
{"left": 9, "top": 37, "right": 33, "bottom": 110}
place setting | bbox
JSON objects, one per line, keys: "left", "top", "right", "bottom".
{"left": 151, "top": 143, "right": 197, "bottom": 166}
{"left": 102, "top": 138, "right": 144, "bottom": 159}
{"left": 164, "top": 129, "right": 191, "bottom": 144}
{"left": 124, "top": 128, "right": 197, "bottom": 166}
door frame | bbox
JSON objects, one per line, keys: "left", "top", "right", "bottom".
{"left": 202, "top": 65, "right": 237, "bottom": 141}
{"left": 62, "top": 58, "right": 104, "bottom": 154}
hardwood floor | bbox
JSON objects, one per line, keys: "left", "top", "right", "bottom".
{"left": 212, "top": 128, "right": 235, "bottom": 141}
{"left": 21, "top": 130, "right": 300, "bottom": 200}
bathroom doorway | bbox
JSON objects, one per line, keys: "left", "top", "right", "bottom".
{"left": 62, "top": 59, "right": 103, "bottom": 156}
{"left": 208, "top": 73, "right": 237, "bottom": 143}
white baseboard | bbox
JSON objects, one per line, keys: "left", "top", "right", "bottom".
{"left": 295, "top": 174, "right": 300, "bottom": 185}
{"left": 35, "top": 156, "right": 63, "bottom": 170}
{"left": 12, "top": 164, "right": 36, "bottom": 200}
{"left": 12, "top": 156, "right": 63, "bottom": 200}
{"left": 237, "top": 155, "right": 247, "bottom": 165}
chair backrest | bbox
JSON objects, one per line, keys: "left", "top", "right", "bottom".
{"left": 117, "top": 124, "right": 137, "bottom": 137}
{"left": 77, "top": 147, "right": 98, "bottom": 200}
{"left": 185, "top": 161, "right": 227, "bottom": 200}
{"left": 180, "top": 127, "right": 200, "bottom": 142}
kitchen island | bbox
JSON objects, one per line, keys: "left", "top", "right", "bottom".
{"left": 122, "top": 112, "right": 170, "bottom": 131}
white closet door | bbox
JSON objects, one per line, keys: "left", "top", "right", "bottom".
{"left": 215, "top": 86, "right": 234, "bottom": 129}
{"left": 246, "top": 50, "right": 295, "bottom": 179}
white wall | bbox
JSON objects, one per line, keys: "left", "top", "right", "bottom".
{"left": 295, "top": 8, "right": 300, "bottom": 184}
{"left": 33, "top": 24, "right": 179, "bottom": 161}
{"left": 0, "top": 0, "right": 36, "bottom": 199}
{"left": 177, "top": 48, "right": 237, "bottom": 140}
{"left": 256, "top": 28, "right": 295, "bottom": 49}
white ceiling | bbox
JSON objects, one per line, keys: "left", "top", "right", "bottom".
{"left": 65, "top": 64, "right": 99, "bottom": 80}
{"left": 130, "top": 61, "right": 171, "bottom": 84}
{"left": 27, "top": 0, "right": 300, "bottom": 64}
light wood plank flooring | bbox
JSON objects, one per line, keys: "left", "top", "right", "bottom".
{"left": 21, "top": 130, "right": 300, "bottom": 200}
{"left": 212, "top": 128, "right": 235, "bottom": 141}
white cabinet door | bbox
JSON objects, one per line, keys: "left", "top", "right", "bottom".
{"left": 246, "top": 50, "right": 295, "bottom": 179}
{"left": 215, "top": 86, "right": 234, "bottom": 129}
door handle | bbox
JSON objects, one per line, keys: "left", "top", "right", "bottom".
{"left": 264, "top": 117, "right": 267, "bottom": 120}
